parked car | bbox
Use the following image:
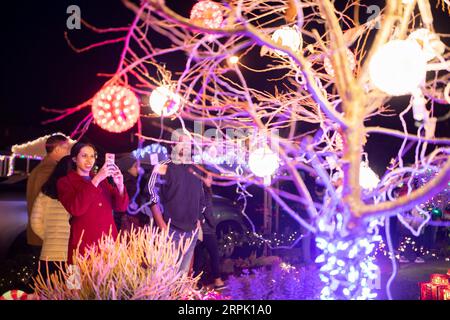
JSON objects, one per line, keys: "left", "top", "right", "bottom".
{"left": 210, "top": 195, "right": 250, "bottom": 258}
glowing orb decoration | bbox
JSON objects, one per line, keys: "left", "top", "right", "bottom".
{"left": 408, "top": 28, "right": 445, "bottom": 62}
{"left": 149, "top": 86, "right": 181, "bottom": 117}
{"left": 360, "top": 162, "right": 380, "bottom": 191}
{"left": 324, "top": 48, "right": 356, "bottom": 76}
{"left": 248, "top": 146, "right": 279, "bottom": 177}
{"left": 92, "top": 85, "right": 140, "bottom": 133}
{"left": 271, "top": 26, "right": 303, "bottom": 56}
{"left": 369, "top": 40, "right": 427, "bottom": 96}
{"left": 190, "top": 1, "right": 223, "bottom": 29}
{"left": 0, "top": 290, "right": 29, "bottom": 300}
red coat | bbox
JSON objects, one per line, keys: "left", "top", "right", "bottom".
{"left": 57, "top": 171, "right": 129, "bottom": 264}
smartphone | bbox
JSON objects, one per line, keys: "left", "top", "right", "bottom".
{"left": 105, "top": 153, "right": 115, "bottom": 167}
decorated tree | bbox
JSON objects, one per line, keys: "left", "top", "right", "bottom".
{"left": 46, "top": 0, "right": 449, "bottom": 299}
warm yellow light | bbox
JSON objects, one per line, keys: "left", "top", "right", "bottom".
{"left": 228, "top": 55, "right": 239, "bottom": 64}
{"left": 369, "top": 40, "right": 427, "bottom": 96}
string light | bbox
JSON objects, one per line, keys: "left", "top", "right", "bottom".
{"left": 315, "top": 232, "right": 381, "bottom": 300}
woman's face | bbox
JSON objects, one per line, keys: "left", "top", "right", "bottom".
{"left": 75, "top": 146, "right": 96, "bottom": 176}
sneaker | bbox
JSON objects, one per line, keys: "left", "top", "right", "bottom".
{"left": 399, "top": 256, "right": 410, "bottom": 263}
{"left": 414, "top": 257, "right": 425, "bottom": 263}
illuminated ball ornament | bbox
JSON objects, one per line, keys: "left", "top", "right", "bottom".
{"left": 190, "top": 1, "right": 223, "bottom": 29}
{"left": 92, "top": 85, "right": 140, "bottom": 133}
{"left": 324, "top": 48, "right": 356, "bottom": 76}
{"left": 369, "top": 40, "right": 427, "bottom": 96}
{"left": 149, "top": 86, "right": 181, "bottom": 117}
{"left": 271, "top": 26, "right": 303, "bottom": 56}
{"left": 248, "top": 146, "right": 279, "bottom": 178}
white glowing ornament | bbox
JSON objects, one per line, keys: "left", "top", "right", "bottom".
{"left": 92, "top": 85, "right": 140, "bottom": 133}
{"left": 408, "top": 28, "right": 445, "bottom": 62}
{"left": 248, "top": 146, "right": 279, "bottom": 178}
{"left": 324, "top": 48, "right": 356, "bottom": 76}
{"left": 190, "top": 0, "right": 223, "bottom": 29}
{"left": 149, "top": 86, "right": 181, "bottom": 117}
{"left": 359, "top": 162, "right": 380, "bottom": 191}
{"left": 411, "top": 91, "right": 428, "bottom": 121}
{"left": 271, "top": 26, "right": 303, "bottom": 56}
{"left": 369, "top": 40, "right": 427, "bottom": 96}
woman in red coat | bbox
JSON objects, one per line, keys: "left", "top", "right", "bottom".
{"left": 57, "top": 142, "right": 129, "bottom": 264}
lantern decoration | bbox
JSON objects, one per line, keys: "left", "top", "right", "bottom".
{"left": 324, "top": 48, "right": 356, "bottom": 76}
{"left": 190, "top": 1, "right": 223, "bottom": 29}
{"left": 359, "top": 162, "right": 380, "bottom": 191}
{"left": 369, "top": 40, "right": 427, "bottom": 96}
{"left": 92, "top": 85, "right": 140, "bottom": 133}
{"left": 420, "top": 274, "right": 450, "bottom": 300}
{"left": 407, "top": 28, "right": 445, "bottom": 61}
{"left": 271, "top": 26, "right": 303, "bottom": 56}
{"left": 411, "top": 90, "right": 428, "bottom": 121}
{"left": 149, "top": 86, "right": 181, "bottom": 117}
{"left": 0, "top": 290, "right": 29, "bottom": 300}
{"left": 248, "top": 146, "right": 279, "bottom": 178}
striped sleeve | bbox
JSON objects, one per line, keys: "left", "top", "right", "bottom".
{"left": 148, "top": 159, "right": 171, "bottom": 205}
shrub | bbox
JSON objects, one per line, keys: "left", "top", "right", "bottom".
{"left": 32, "top": 222, "right": 200, "bottom": 300}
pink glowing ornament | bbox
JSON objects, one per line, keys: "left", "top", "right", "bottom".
{"left": 190, "top": 1, "right": 223, "bottom": 29}
{"left": 324, "top": 48, "right": 356, "bottom": 76}
{"left": 92, "top": 85, "right": 140, "bottom": 133}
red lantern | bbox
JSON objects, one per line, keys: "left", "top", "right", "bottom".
{"left": 190, "top": 1, "right": 223, "bottom": 29}
{"left": 92, "top": 85, "right": 140, "bottom": 133}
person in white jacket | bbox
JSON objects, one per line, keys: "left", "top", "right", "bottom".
{"left": 31, "top": 155, "right": 72, "bottom": 277}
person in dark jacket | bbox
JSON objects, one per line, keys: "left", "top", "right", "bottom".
{"left": 192, "top": 173, "right": 225, "bottom": 289}
{"left": 57, "top": 142, "right": 129, "bottom": 264}
{"left": 148, "top": 157, "right": 205, "bottom": 275}
{"left": 115, "top": 154, "right": 149, "bottom": 232}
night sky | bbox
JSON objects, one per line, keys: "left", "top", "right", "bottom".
{"left": 1, "top": 0, "right": 449, "bottom": 177}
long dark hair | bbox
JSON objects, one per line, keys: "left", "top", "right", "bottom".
{"left": 70, "top": 142, "right": 97, "bottom": 170}
{"left": 41, "top": 155, "right": 73, "bottom": 199}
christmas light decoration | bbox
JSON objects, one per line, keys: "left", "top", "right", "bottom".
{"left": 369, "top": 40, "right": 427, "bottom": 96}
{"left": 408, "top": 28, "right": 445, "bottom": 61}
{"left": 190, "top": 1, "right": 223, "bottom": 29}
{"left": 149, "top": 85, "right": 181, "bottom": 117}
{"left": 92, "top": 85, "right": 140, "bottom": 133}
{"left": 324, "top": 48, "right": 356, "bottom": 76}
{"left": 271, "top": 26, "right": 303, "bottom": 56}
{"left": 248, "top": 146, "right": 279, "bottom": 178}
{"left": 315, "top": 232, "right": 381, "bottom": 300}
